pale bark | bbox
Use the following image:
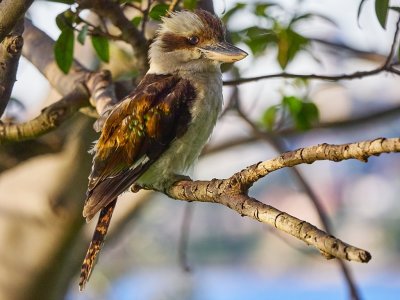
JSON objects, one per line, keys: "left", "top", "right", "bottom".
{"left": 0, "top": 19, "right": 24, "bottom": 116}
{"left": 0, "top": 0, "right": 33, "bottom": 42}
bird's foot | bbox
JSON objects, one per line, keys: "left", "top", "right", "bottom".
{"left": 170, "top": 174, "right": 192, "bottom": 184}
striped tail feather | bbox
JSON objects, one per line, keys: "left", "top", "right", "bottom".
{"left": 79, "top": 199, "right": 117, "bottom": 291}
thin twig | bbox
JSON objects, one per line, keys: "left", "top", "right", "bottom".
{"left": 204, "top": 103, "right": 400, "bottom": 156}
{"left": 223, "top": 68, "right": 384, "bottom": 86}
{"left": 224, "top": 17, "right": 400, "bottom": 87}
{"left": 383, "top": 17, "right": 400, "bottom": 68}
{"left": 310, "top": 37, "right": 386, "bottom": 62}
{"left": 169, "top": 0, "right": 181, "bottom": 12}
{"left": 178, "top": 202, "right": 194, "bottom": 272}
{"left": 203, "top": 136, "right": 258, "bottom": 155}
{"left": 76, "top": 0, "right": 149, "bottom": 75}
{"left": 78, "top": 18, "right": 124, "bottom": 41}
{"left": 122, "top": 2, "right": 143, "bottom": 12}
{"left": 141, "top": 0, "right": 152, "bottom": 34}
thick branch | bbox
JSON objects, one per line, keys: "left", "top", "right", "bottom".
{"left": 86, "top": 70, "right": 118, "bottom": 131}
{"left": 168, "top": 137, "right": 400, "bottom": 262}
{"left": 23, "top": 19, "right": 87, "bottom": 97}
{"left": 238, "top": 137, "right": 400, "bottom": 185}
{"left": 169, "top": 182, "right": 370, "bottom": 262}
{"left": 234, "top": 86, "right": 361, "bottom": 298}
{"left": 0, "top": 85, "right": 88, "bottom": 144}
{"left": 23, "top": 19, "right": 117, "bottom": 113}
{"left": 0, "top": 19, "right": 24, "bottom": 117}
{"left": 0, "top": 0, "right": 33, "bottom": 42}
{"left": 76, "top": 0, "right": 148, "bottom": 75}
{"left": 13, "top": 19, "right": 119, "bottom": 141}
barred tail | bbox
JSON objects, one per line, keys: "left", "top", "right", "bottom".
{"left": 79, "top": 200, "right": 117, "bottom": 291}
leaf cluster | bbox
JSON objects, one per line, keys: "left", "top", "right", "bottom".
{"left": 51, "top": 0, "right": 198, "bottom": 74}
{"left": 225, "top": 2, "right": 326, "bottom": 69}
{"left": 261, "top": 95, "right": 319, "bottom": 131}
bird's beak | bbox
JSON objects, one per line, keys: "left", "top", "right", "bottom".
{"left": 199, "top": 41, "right": 248, "bottom": 63}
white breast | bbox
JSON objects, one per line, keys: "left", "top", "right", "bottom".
{"left": 137, "top": 71, "right": 223, "bottom": 191}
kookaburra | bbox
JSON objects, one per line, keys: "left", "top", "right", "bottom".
{"left": 79, "top": 9, "right": 247, "bottom": 290}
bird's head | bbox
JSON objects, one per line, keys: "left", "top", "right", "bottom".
{"left": 148, "top": 9, "right": 247, "bottom": 74}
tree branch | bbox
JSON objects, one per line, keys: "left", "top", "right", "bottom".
{"left": 23, "top": 19, "right": 118, "bottom": 114}
{"left": 224, "top": 16, "right": 400, "bottom": 86}
{"left": 204, "top": 103, "right": 400, "bottom": 157}
{"left": 285, "top": 105, "right": 400, "bottom": 134}
{"left": 383, "top": 17, "right": 400, "bottom": 68}
{"left": 23, "top": 19, "right": 87, "bottom": 97}
{"left": 223, "top": 67, "right": 386, "bottom": 86}
{"left": 310, "top": 37, "right": 387, "bottom": 63}
{"left": 76, "top": 0, "right": 148, "bottom": 75}
{"left": 236, "top": 85, "right": 367, "bottom": 299}
{"left": 266, "top": 136, "right": 361, "bottom": 300}
{"left": 0, "top": 0, "right": 33, "bottom": 42}
{"left": 0, "top": 19, "right": 24, "bottom": 117}
{"left": 9, "top": 19, "right": 119, "bottom": 142}
{"left": 169, "top": 0, "right": 182, "bottom": 12}
{"left": 0, "top": 85, "right": 88, "bottom": 144}
{"left": 167, "top": 137, "right": 400, "bottom": 262}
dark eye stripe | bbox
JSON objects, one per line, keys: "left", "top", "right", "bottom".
{"left": 161, "top": 33, "right": 191, "bottom": 52}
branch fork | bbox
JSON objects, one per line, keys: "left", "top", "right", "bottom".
{"left": 167, "top": 137, "right": 400, "bottom": 264}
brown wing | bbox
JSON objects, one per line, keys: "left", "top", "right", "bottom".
{"left": 83, "top": 74, "right": 196, "bottom": 220}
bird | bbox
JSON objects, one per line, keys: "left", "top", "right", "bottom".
{"left": 79, "top": 9, "right": 247, "bottom": 290}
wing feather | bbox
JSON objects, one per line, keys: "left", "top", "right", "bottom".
{"left": 84, "top": 74, "right": 196, "bottom": 220}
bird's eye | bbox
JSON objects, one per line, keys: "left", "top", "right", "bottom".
{"left": 187, "top": 36, "right": 199, "bottom": 45}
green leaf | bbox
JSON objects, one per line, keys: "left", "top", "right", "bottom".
{"left": 375, "top": 0, "right": 390, "bottom": 29}
{"left": 54, "top": 28, "right": 74, "bottom": 74}
{"left": 149, "top": 4, "right": 169, "bottom": 21}
{"left": 91, "top": 35, "right": 110, "bottom": 63}
{"left": 293, "top": 77, "right": 309, "bottom": 88}
{"left": 283, "top": 96, "right": 303, "bottom": 114}
{"left": 77, "top": 25, "right": 88, "bottom": 45}
{"left": 55, "top": 14, "right": 66, "bottom": 31}
{"left": 282, "top": 96, "right": 319, "bottom": 130}
{"left": 222, "top": 3, "right": 246, "bottom": 22}
{"left": 261, "top": 106, "right": 278, "bottom": 130}
{"left": 241, "top": 26, "right": 276, "bottom": 55}
{"left": 277, "top": 28, "right": 309, "bottom": 69}
{"left": 131, "top": 16, "right": 142, "bottom": 27}
{"left": 254, "top": 2, "right": 276, "bottom": 17}
{"left": 229, "top": 31, "right": 242, "bottom": 45}
{"left": 55, "top": 9, "right": 74, "bottom": 31}
{"left": 296, "top": 102, "right": 319, "bottom": 130}
{"left": 183, "top": 0, "right": 197, "bottom": 10}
